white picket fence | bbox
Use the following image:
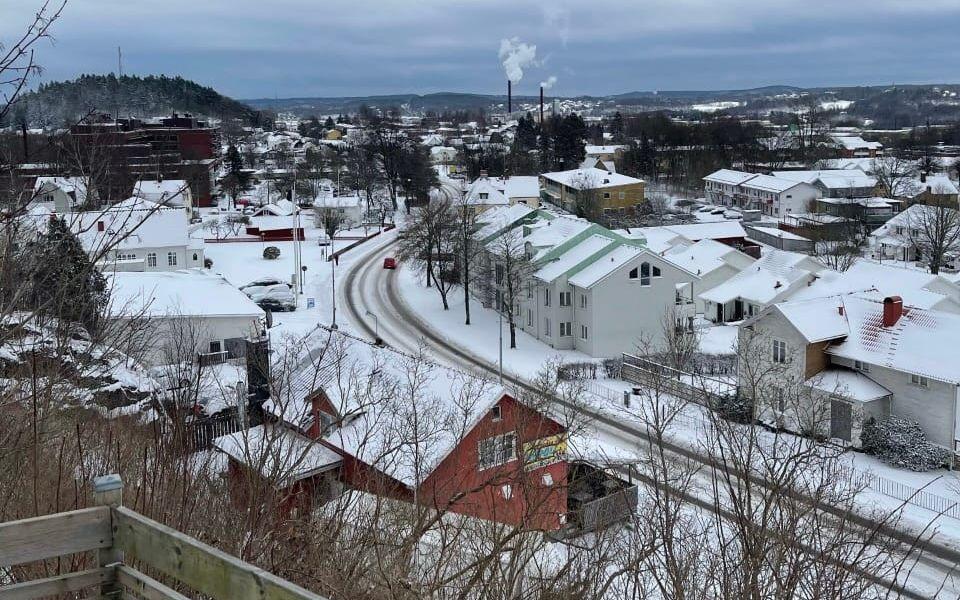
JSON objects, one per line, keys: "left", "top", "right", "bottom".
{"left": 581, "top": 380, "right": 960, "bottom": 522}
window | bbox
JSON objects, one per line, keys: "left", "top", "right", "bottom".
{"left": 544, "top": 288, "right": 551, "bottom": 307}
{"left": 603, "top": 192, "right": 611, "bottom": 199}
{"left": 490, "top": 405, "right": 502, "bottom": 422}
{"left": 854, "top": 360, "right": 870, "bottom": 372}
{"left": 580, "top": 294, "right": 587, "bottom": 309}
{"left": 209, "top": 340, "right": 222, "bottom": 354}
{"left": 147, "top": 252, "right": 157, "bottom": 267}
{"left": 580, "top": 324, "right": 589, "bottom": 340}
{"left": 560, "top": 322, "right": 572, "bottom": 336}
{"left": 527, "top": 309, "right": 533, "bottom": 327}
{"left": 774, "top": 386, "right": 787, "bottom": 412}
{"left": 192, "top": 253, "right": 199, "bottom": 262}
{"left": 910, "top": 373, "right": 929, "bottom": 387}
{"left": 559, "top": 291, "right": 571, "bottom": 307}
{"left": 544, "top": 318, "right": 552, "bottom": 337}
{"left": 495, "top": 264, "right": 505, "bottom": 285}
{"left": 478, "top": 432, "right": 517, "bottom": 469}
{"left": 526, "top": 282, "right": 532, "bottom": 298}
{"left": 619, "top": 191, "right": 626, "bottom": 200}
{"left": 479, "top": 192, "right": 489, "bottom": 200}
{"left": 640, "top": 262, "right": 651, "bottom": 286}
{"left": 629, "top": 267, "right": 638, "bottom": 280}
{"left": 116, "top": 252, "right": 136, "bottom": 261}
{"left": 500, "top": 484, "right": 513, "bottom": 499}
{"left": 167, "top": 252, "right": 178, "bottom": 266}
{"left": 652, "top": 265, "right": 661, "bottom": 278}
{"left": 772, "top": 340, "right": 787, "bottom": 363}
{"left": 541, "top": 472, "right": 554, "bottom": 486}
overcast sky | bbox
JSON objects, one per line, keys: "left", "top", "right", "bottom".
{"left": 4, "top": 0, "right": 960, "bottom": 99}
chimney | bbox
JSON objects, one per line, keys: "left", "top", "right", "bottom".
{"left": 540, "top": 85, "right": 544, "bottom": 124}
{"left": 479, "top": 169, "right": 488, "bottom": 179}
{"left": 882, "top": 296, "right": 903, "bottom": 327}
{"left": 920, "top": 171, "right": 927, "bottom": 184}
{"left": 507, "top": 80, "right": 512, "bottom": 114}
{"left": 838, "top": 305, "right": 844, "bottom": 316}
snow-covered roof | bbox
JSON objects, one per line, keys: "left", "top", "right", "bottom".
{"left": 805, "top": 369, "right": 891, "bottom": 402}
{"left": 699, "top": 250, "right": 822, "bottom": 305}
{"left": 772, "top": 169, "right": 876, "bottom": 190}
{"left": 502, "top": 176, "right": 539, "bottom": 199}
{"left": 134, "top": 180, "right": 191, "bottom": 206}
{"left": 584, "top": 145, "right": 626, "bottom": 155}
{"left": 473, "top": 203, "right": 536, "bottom": 242}
{"left": 313, "top": 195, "right": 363, "bottom": 209}
{"left": 774, "top": 296, "right": 849, "bottom": 343}
{"left": 213, "top": 423, "right": 342, "bottom": 485}
{"left": 273, "top": 329, "right": 506, "bottom": 487}
{"left": 659, "top": 221, "right": 747, "bottom": 242}
{"left": 540, "top": 167, "right": 643, "bottom": 189}
{"left": 567, "top": 244, "right": 645, "bottom": 289}
{"left": 748, "top": 226, "right": 810, "bottom": 241}
{"left": 830, "top": 135, "right": 883, "bottom": 151}
{"left": 703, "top": 169, "right": 758, "bottom": 186}
{"left": 740, "top": 174, "right": 805, "bottom": 194}
{"left": 58, "top": 203, "right": 193, "bottom": 254}
{"left": 524, "top": 214, "right": 593, "bottom": 252}
{"left": 825, "top": 296, "right": 960, "bottom": 384}
{"left": 533, "top": 234, "right": 616, "bottom": 283}
{"left": 661, "top": 239, "right": 750, "bottom": 277}
{"left": 254, "top": 199, "right": 296, "bottom": 217}
{"left": 108, "top": 270, "right": 265, "bottom": 319}
{"left": 785, "top": 261, "right": 960, "bottom": 312}
{"left": 908, "top": 174, "right": 960, "bottom": 196}
{"left": 465, "top": 177, "right": 509, "bottom": 206}
{"left": 33, "top": 176, "right": 92, "bottom": 205}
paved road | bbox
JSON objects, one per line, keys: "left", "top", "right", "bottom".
{"left": 340, "top": 233, "right": 960, "bottom": 598}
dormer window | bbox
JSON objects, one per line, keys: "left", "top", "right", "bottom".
{"left": 490, "top": 405, "right": 502, "bottom": 422}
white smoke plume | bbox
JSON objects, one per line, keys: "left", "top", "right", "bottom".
{"left": 499, "top": 37, "right": 537, "bottom": 83}
{"left": 540, "top": 75, "right": 557, "bottom": 90}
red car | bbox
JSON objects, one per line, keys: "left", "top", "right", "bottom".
{"left": 382, "top": 257, "right": 397, "bottom": 270}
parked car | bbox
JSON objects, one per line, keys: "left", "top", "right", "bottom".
{"left": 383, "top": 257, "right": 397, "bottom": 270}
{"left": 240, "top": 279, "right": 297, "bottom": 312}
{"left": 242, "top": 206, "right": 257, "bottom": 216}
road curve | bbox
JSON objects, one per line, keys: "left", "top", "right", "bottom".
{"left": 340, "top": 233, "right": 960, "bottom": 598}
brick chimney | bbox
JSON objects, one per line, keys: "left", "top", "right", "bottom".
{"left": 882, "top": 296, "right": 903, "bottom": 327}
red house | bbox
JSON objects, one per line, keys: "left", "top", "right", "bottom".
{"left": 214, "top": 331, "right": 637, "bottom": 533}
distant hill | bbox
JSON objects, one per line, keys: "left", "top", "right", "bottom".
{"left": 10, "top": 74, "right": 259, "bottom": 127}
{"left": 244, "top": 92, "right": 520, "bottom": 115}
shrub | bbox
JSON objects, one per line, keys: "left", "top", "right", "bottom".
{"left": 711, "top": 393, "right": 753, "bottom": 424}
{"left": 602, "top": 358, "right": 621, "bottom": 379}
{"left": 861, "top": 416, "right": 950, "bottom": 472}
{"left": 263, "top": 246, "right": 281, "bottom": 260}
{"left": 203, "top": 257, "right": 213, "bottom": 268}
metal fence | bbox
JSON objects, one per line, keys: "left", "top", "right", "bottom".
{"left": 621, "top": 353, "right": 737, "bottom": 407}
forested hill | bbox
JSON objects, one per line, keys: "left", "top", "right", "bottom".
{"left": 9, "top": 74, "right": 259, "bottom": 127}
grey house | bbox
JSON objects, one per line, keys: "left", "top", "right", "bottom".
{"left": 739, "top": 294, "right": 960, "bottom": 455}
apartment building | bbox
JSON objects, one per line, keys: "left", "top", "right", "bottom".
{"left": 539, "top": 167, "right": 645, "bottom": 222}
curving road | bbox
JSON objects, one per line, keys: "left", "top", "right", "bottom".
{"left": 340, "top": 231, "right": 960, "bottom": 598}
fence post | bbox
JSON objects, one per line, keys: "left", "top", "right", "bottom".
{"left": 93, "top": 474, "right": 123, "bottom": 599}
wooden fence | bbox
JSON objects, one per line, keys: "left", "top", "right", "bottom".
{"left": 0, "top": 475, "right": 328, "bottom": 600}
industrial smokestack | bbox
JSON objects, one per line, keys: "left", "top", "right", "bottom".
{"left": 540, "top": 86, "right": 544, "bottom": 124}
{"left": 508, "top": 80, "right": 512, "bottom": 114}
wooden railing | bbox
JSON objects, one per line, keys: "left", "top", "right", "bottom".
{"left": 0, "top": 475, "right": 327, "bottom": 600}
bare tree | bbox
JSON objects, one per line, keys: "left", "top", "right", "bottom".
{"left": 487, "top": 229, "right": 532, "bottom": 349}
{"left": 903, "top": 197, "right": 960, "bottom": 274}
{"left": 398, "top": 196, "right": 459, "bottom": 310}
{"left": 872, "top": 155, "right": 919, "bottom": 198}
{"left": 569, "top": 170, "right": 603, "bottom": 223}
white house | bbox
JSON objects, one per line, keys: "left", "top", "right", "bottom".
{"left": 703, "top": 169, "right": 758, "bottom": 206}
{"left": 772, "top": 169, "right": 877, "bottom": 199}
{"left": 108, "top": 269, "right": 265, "bottom": 365}
{"left": 739, "top": 175, "right": 820, "bottom": 217}
{"left": 740, "top": 293, "right": 960, "bottom": 452}
{"left": 134, "top": 179, "right": 193, "bottom": 211}
{"left": 32, "top": 177, "right": 95, "bottom": 212}
{"left": 313, "top": 195, "right": 364, "bottom": 229}
{"left": 60, "top": 199, "right": 205, "bottom": 272}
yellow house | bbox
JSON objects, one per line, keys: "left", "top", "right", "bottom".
{"left": 539, "top": 167, "right": 645, "bottom": 221}
{"left": 325, "top": 129, "right": 343, "bottom": 141}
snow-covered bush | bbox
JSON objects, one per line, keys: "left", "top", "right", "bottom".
{"left": 712, "top": 393, "right": 753, "bottom": 424}
{"left": 861, "top": 416, "right": 950, "bottom": 471}
{"left": 263, "top": 246, "right": 281, "bottom": 260}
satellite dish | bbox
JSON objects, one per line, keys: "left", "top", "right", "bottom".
{"left": 301, "top": 265, "right": 308, "bottom": 272}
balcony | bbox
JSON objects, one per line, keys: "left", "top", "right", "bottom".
{"left": 0, "top": 474, "right": 326, "bottom": 600}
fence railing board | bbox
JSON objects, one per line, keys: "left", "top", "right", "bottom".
{"left": 0, "top": 506, "right": 111, "bottom": 567}
{"left": 113, "top": 506, "right": 327, "bottom": 600}
{"left": 0, "top": 567, "right": 109, "bottom": 600}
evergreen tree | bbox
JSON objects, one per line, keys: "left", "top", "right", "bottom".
{"left": 325, "top": 116, "right": 335, "bottom": 128}
{"left": 27, "top": 217, "right": 108, "bottom": 332}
